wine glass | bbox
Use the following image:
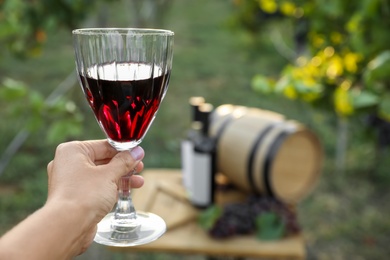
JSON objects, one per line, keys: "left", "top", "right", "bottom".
{"left": 72, "top": 28, "right": 174, "bottom": 246}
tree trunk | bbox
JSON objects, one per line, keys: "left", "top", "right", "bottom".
{"left": 335, "top": 116, "right": 348, "bottom": 175}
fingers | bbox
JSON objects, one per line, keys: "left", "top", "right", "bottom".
{"left": 53, "top": 140, "right": 117, "bottom": 165}
{"left": 81, "top": 140, "right": 118, "bottom": 161}
{"left": 94, "top": 158, "right": 112, "bottom": 166}
{"left": 47, "top": 161, "right": 53, "bottom": 173}
{"left": 130, "top": 161, "right": 144, "bottom": 188}
{"left": 46, "top": 161, "right": 54, "bottom": 197}
{"left": 134, "top": 161, "right": 144, "bottom": 174}
{"left": 52, "top": 140, "right": 146, "bottom": 184}
{"left": 130, "top": 175, "right": 144, "bottom": 188}
{"left": 103, "top": 146, "right": 145, "bottom": 180}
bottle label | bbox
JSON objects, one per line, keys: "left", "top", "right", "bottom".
{"left": 181, "top": 140, "right": 194, "bottom": 191}
{"left": 190, "top": 151, "right": 212, "bottom": 207}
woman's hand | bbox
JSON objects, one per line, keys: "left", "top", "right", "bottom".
{"left": 46, "top": 140, "right": 145, "bottom": 255}
{"left": 0, "top": 140, "right": 145, "bottom": 259}
{"left": 46, "top": 140, "right": 145, "bottom": 221}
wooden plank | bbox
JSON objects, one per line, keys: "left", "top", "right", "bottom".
{"left": 133, "top": 169, "right": 198, "bottom": 231}
{"left": 125, "top": 222, "right": 305, "bottom": 259}
{"left": 114, "top": 169, "right": 306, "bottom": 259}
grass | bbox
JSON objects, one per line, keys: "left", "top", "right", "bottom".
{"left": 1, "top": 0, "right": 390, "bottom": 259}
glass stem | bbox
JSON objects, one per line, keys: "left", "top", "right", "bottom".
{"left": 112, "top": 171, "right": 138, "bottom": 231}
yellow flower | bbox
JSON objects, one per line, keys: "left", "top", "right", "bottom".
{"left": 324, "top": 46, "right": 335, "bottom": 58}
{"left": 330, "top": 32, "right": 343, "bottom": 45}
{"left": 291, "top": 67, "right": 305, "bottom": 80}
{"left": 344, "top": 52, "right": 361, "bottom": 73}
{"left": 303, "top": 64, "right": 321, "bottom": 78}
{"left": 311, "top": 56, "right": 322, "bottom": 67}
{"left": 340, "top": 79, "right": 352, "bottom": 91}
{"left": 297, "top": 56, "right": 308, "bottom": 66}
{"left": 280, "top": 1, "right": 296, "bottom": 16}
{"left": 302, "top": 76, "right": 317, "bottom": 87}
{"left": 326, "top": 55, "right": 344, "bottom": 79}
{"left": 259, "top": 0, "right": 278, "bottom": 13}
{"left": 302, "top": 92, "right": 320, "bottom": 102}
{"left": 311, "top": 33, "right": 325, "bottom": 48}
{"left": 334, "top": 86, "right": 354, "bottom": 116}
{"left": 283, "top": 85, "right": 298, "bottom": 99}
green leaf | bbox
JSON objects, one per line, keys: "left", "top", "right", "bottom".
{"left": 361, "top": 0, "right": 382, "bottom": 17}
{"left": 255, "top": 212, "right": 285, "bottom": 240}
{"left": 198, "top": 205, "right": 222, "bottom": 230}
{"left": 251, "top": 74, "right": 274, "bottom": 94}
{"left": 364, "top": 51, "right": 390, "bottom": 86}
{"left": 274, "top": 75, "right": 290, "bottom": 93}
{"left": 294, "top": 81, "right": 308, "bottom": 94}
{"left": 26, "top": 116, "right": 44, "bottom": 132}
{"left": 0, "top": 78, "right": 28, "bottom": 101}
{"left": 346, "top": 13, "right": 363, "bottom": 33}
{"left": 46, "top": 119, "right": 82, "bottom": 144}
{"left": 29, "top": 91, "right": 45, "bottom": 114}
{"left": 378, "top": 95, "right": 390, "bottom": 120}
{"left": 46, "top": 98, "right": 69, "bottom": 114}
{"left": 352, "top": 90, "right": 379, "bottom": 109}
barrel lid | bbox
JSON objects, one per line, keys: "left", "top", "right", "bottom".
{"left": 270, "top": 128, "right": 322, "bottom": 203}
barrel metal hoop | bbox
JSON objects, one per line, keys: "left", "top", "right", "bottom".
{"left": 213, "top": 115, "right": 234, "bottom": 145}
{"left": 247, "top": 124, "right": 278, "bottom": 194}
{"left": 262, "top": 131, "right": 291, "bottom": 197}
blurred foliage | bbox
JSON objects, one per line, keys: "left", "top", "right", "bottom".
{"left": 0, "top": 78, "right": 83, "bottom": 144}
{"left": 0, "top": 0, "right": 117, "bottom": 230}
{"left": 0, "top": 0, "right": 120, "bottom": 160}
{"left": 230, "top": 0, "right": 390, "bottom": 119}
{"left": 0, "top": 0, "right": 118, "bottom": 57}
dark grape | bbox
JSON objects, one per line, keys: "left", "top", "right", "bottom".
{"left": 209, "top": 217, "right": 237, "bottom": 238}
{"left": 207, "top": 195, "right": 300, "bottom": 239}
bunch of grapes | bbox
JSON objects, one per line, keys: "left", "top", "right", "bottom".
{"left": 249, "top": 196, "right": 301, "bottom": 234}
{"left": 207, "top": 195, "right": 300, "bottom": 239}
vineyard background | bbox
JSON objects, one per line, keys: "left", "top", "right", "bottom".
{"left": 1, "top": 0, "right": 389, "bottom": 259}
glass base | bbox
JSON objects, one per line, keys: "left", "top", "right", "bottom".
{"left": 94, "top": 211, "right": 166, "bottom": 247}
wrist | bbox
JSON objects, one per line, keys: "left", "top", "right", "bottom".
{"left": 43, "top": 199, "right": 97, "bottom": 256}
{"left": 0, "top": 200, "right": 97, "bottom": 260}
{"left": 44, "top": 198, "right": 97, "bottom": 233}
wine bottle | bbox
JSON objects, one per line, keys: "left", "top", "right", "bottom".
{"left": 181, "top": 97, "right": 205, "bottom": 191}
{"left": 188, "top": 103, "right": 216, "bottom": 208}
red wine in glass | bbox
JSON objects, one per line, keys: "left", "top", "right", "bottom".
{"left": 79, "top": 62, "right": 171, "bottom": 149}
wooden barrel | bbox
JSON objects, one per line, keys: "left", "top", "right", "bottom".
{"left": 209, "top": 105, "right": 323, "bottom": 204}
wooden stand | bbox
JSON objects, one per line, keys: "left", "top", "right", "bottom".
{"left": 112, "top": 169, "right": 306, "bottom": 259}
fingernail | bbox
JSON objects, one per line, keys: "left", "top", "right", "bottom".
{"left": 130, "top": 146, "right": 144, "bottom": 161}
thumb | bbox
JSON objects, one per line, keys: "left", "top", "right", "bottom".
{"left": 103, "top": 146, "right": 145, "bottom": 180}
